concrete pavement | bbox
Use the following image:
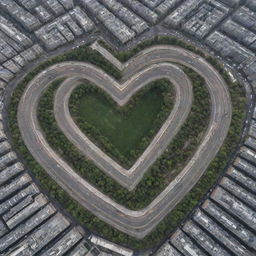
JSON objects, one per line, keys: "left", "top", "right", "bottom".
{"left": 54, "top": 63, "right": 192, "bottom": 190}
{"left": 17, "top": 45, "right": 232, "bottom": 238}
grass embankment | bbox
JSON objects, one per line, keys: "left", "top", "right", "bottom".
{"left": 69, "top": 79, "right": 174, "bottom": 168}
{"left": 8, "top": 38, "right": 246, "bottom": 249}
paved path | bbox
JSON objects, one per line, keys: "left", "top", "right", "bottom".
{"left": 54, "top": 63, "right": 192, "bottom": 190}
{"left": 18, "top": 45, "right": 232, "bottom": 238}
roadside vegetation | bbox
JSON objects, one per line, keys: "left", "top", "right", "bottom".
{"left": 8, "top": 37, "right": 246, "bottom": 250}
{"left": 37, "top": 66, "right": 210, "bottom": 210}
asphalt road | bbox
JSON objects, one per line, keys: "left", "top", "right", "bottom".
{"left": 54, "top": 62, "right": 193, "bottom": 190}
{"left": 17, "top": 45, "right": 232, "bottom": 238}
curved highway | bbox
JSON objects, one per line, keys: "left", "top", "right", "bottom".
{"left": 17, "top": 45, "right": 232, "bottom": 238}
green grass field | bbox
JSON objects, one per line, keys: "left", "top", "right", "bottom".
{"left": 77, "top": 88, "right": 165, "bottom": 156}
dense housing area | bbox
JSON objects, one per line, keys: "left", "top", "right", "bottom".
{"left": 0, "top": 0, "right": 255, "bottom": 255}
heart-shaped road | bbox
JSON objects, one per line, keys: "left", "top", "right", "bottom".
{"left": 18, "top": 45, "right": 232, "bottom": 238}
{"left": 54, "top": 62, "right": 192, "bottom": 190}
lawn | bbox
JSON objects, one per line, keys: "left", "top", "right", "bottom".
{"left": 77, "top": 87, "right": 166, "bottom": 157}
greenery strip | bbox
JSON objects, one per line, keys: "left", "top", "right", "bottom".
{"left": 37, "top": 67, "right": 210, "bottom": 210}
